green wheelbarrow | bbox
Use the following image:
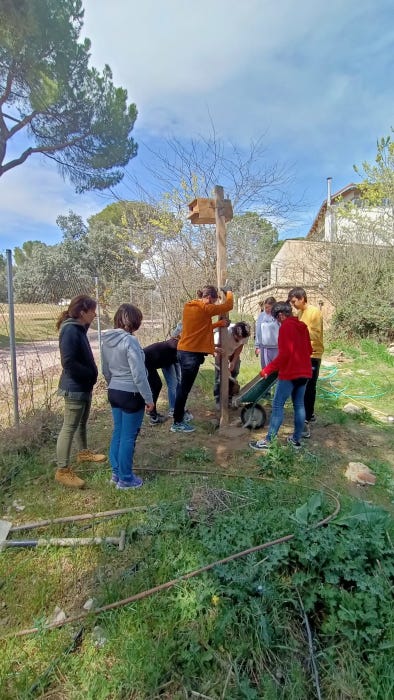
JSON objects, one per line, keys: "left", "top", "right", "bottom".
{"left": 232, "top": 372, "right": 278, "bottom": 429}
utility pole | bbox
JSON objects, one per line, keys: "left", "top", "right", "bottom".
{"left": 187, "top": 190, "right": 233, "bottom": 431}
{"left": 214, "top": 185, "right": 230, "bottom": 427}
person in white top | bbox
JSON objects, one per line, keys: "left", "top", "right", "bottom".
{"left": 214, "top": 321, "right": 251, "bottom": 408}
{"left": 255, "top": 296, "right": 279, "bottom": 369}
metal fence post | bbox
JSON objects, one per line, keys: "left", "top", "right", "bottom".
{"left": 94, "top": 276, "right": 103, "bottom": 373}
{"left": 6, "top": 249, "right": 19, "bottom": 425}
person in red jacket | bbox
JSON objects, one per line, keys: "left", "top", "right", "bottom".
{"left": 249, "top": 301, "right": 312, "bottom": 450}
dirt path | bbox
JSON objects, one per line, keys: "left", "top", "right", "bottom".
{"left": 0, "top": 332, "right": 101, "bottom": 387}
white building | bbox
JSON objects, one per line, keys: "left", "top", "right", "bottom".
{"left": 239, "top": 179, "right": 393, "bottom": 320}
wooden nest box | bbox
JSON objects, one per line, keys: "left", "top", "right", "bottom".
{"left": 187, "top": 197, "right": 233, "bottom": 225}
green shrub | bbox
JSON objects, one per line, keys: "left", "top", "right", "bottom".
{"left": 333, "top": 301, "right": 394, "bottom": 342}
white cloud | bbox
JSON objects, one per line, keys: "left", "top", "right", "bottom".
{"left": 1, "top": 0, "right": 393, "bottom": 247}
{"left": 82, "top": 0, "right": 393, "bottom": 142}
{"left": 0, "top": 154, "right": 106, "bottom": 247}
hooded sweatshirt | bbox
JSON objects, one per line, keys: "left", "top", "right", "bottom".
{"left": 255, "top": 311, "right": 279, "bottom": 348}
{"left": 101, "top": 329, "right": 153, "bottom": 405}
{"left": 263, "top": 316, "right": 313, "bottom": 381}
{"left": 58, "top": 318, "right": 98, "bottom": 394}
{"left": 178, "top": 291, "right": 234, "bottom": 355}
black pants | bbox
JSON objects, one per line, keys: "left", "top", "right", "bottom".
{"left": 146, "top": 367, "right": 162, "bottom": 418}
{"left": 304, "top": 358, "right": 321, "bottom": 421}
{"left": 173, "top": 350, "right": 205, "bottom": 423}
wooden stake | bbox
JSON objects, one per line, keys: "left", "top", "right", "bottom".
{"left": 214, "top": 185, "right": 230, "bottom": 428}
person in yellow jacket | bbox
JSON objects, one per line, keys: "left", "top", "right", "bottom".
{"left": 288, "top": 287, "right": 324, "bottom": 436}
{"left": 170, "top": 284, "right": 234, "bottom": 433}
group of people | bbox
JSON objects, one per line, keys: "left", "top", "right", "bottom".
{"left": 54, "top": 284, "right": 234, "bottom": 490}
{"left": 250, "top": 287, "right": 323, "bottom": 451}
{"left": 53, "top": 284, "right": 322, "bottom": 490}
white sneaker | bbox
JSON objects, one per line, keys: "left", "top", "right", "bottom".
{"left": 249, "top": 439, "right": 270, "bottom": 451}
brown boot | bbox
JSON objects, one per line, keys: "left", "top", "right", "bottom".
{"left": 77, "top": 449, "right": 106, "bottom": 463}
{"left": 55, "top": 467, "right": 85, "bottom": 489}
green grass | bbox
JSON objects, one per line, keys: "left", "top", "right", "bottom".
{"left": 0, "top": 303, "right": 61, "bottom": 346}
{"left": 0, "top": 302, "right": 167, "bottom": 348}
{"left": 319, "top": 338, "right": 394, "bottom": 421}
{"left": 0, "top": 338, "right": 394, "bottom": 698}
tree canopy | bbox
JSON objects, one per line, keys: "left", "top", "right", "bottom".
{"left": 354, "top": 130, "right": 394, "bottom": 207}
{"left": 331, "top": 132, "right": 394, "bottom": 340}
{"left": 0, "top": 0, "right": 138, "bottom": 192}
{"left": 88, "top": 201, "right": 182, "bottom": 274}
{"left": 11, "top": 199, "right": 181, "bottom": 306}
{"left": 227, "top": 213, "right": 280, "bottom": 295}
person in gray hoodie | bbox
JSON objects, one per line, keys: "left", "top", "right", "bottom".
{"left": 102, "top": 303, "right": 154, "bottom": 489}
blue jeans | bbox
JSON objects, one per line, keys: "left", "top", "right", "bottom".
{"left": 109, "top": 407, "right": 144, "bottom": 483}
{"left": 162, "top": 363, "right": 180, "bottom": 411}
{"left": 266, "top": 379, "right": 307, "bottom": 443}
{"left": 173, "top": 351, "right": 205, "bottom": 423}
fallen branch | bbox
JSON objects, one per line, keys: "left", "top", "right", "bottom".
{"left": 5, "top": 491, "right": 340, "bottom": 639}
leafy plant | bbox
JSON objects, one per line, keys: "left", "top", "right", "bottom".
{"left": 182, "top": 446, "right": 213, "bottom": 464}
{"left": 256, "top": 438, "right": 298, "bottom": 478}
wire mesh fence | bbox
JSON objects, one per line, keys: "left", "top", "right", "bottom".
{"left": 0, "top": 246, "right": 260, "bottom": 428}
{"left": 0, "top": 253, "right": 167, "bottom": 428}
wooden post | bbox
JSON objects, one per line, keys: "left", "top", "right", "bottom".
{"left": 214, "top": 185, "right": 230, "bottom": 428}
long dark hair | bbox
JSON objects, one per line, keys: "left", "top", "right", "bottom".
{"left": 113, "top": 303, "right": 143, "bottom": 333}
{"left": 197, "top": 285, "right": 218, "bottom": 300}
{"left": 56, "top": 295, "right": 96, "bottom": 330}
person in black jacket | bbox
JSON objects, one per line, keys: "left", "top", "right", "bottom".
{"left": 55, "top": 295, "right": 105, "bottom": 489}
{"left": 143, "top": 337, "right": 180, "bottom": 425}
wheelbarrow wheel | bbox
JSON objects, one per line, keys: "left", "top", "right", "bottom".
{"left": 240, "top": 403, "right": 266, "bottom": 430}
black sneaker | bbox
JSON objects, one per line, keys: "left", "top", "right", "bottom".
{"left": 170, "top": 421, "right": 195, "bottom": 433}
{"left": 301, "top": 422, "right": 311, "bottom": 439}
{"left": 287, "top": 436, "right": 302, "bottom": 449}
{"left": 149, "top": 413, "right": 167, "bottom": 426}
{"left": 249, "top": 439, "right": 270, "bottom": 451}
{"left": 309, "top": 414, "right": 316, "bottom": 423}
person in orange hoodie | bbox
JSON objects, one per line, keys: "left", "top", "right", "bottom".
{"left": 170, "top": 284, "right": 233, "bottom": 433}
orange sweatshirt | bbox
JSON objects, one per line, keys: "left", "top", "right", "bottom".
{"left": 178, "top": 292, "right": 234, "bottom": 355}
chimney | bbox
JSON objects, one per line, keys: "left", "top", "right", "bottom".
{"left": 327, "top": 177, "right": 332, "bottom": 207}
{"left": 325, "top": 177, "right": 333, "bottom": 242}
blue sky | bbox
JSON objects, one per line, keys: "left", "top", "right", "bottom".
{"left": 0, "top": 0, "right": 393, "bottom": 252}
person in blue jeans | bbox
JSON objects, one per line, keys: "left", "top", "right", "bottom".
{"left": 143, "top": 337, "right": 193, "bottom": 424}
{"left": 162, "top": 362, "right": 180, "bottom": 414}
{"left": 249, "top": 301, "right": 312, "bottom": 451}
{"left": 102, "top": 304, "right": 154, "bottom": 489}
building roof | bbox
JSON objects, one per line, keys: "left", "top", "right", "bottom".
{"left": 306, "top": 182, "right": 360, "bottom": 238}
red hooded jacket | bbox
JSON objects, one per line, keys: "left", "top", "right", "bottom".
{"left": 262, "top": 316, "right": 312, "bottom": 381}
